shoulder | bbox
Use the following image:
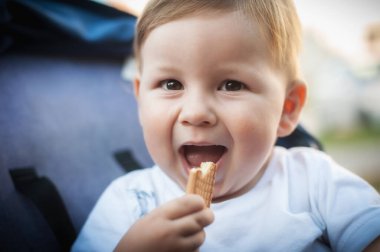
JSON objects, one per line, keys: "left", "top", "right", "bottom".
{"left": 270, "top": 147, "right": 327, "bottom": 184}
{"left": 274, "top": 146, "right": 333, "bottom": 168}
{"left": 107, "top": 165, "right": 166, "bottom": 194}
{"left": 72, "top": 166, "right": 165, "bottom": 251}
{"left": 272, "top": 146, "right": 354, "bottom": 180}
{"left": 273, "top": 147, "right": 380, "bottom": 251}
{"left": 103, "top": 165, "right": 182, "bottom": 210}
{"left": 101, "top": 166, "right": 161, "bottom": 201}
{"left": 100, "top": 166, "right": 166, "bottom": 209}
{"left": 272, "top": 146, "right": 379, "bottom": 198}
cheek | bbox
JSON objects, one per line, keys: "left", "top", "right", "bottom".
{"left": 227, "top": 105, "right": 281, "bottom": 165}
{"left": 229, "top": 106, "right": 280, "bottom": 141}
{"left": 218, "top": 112, "right": 279, "bottom": 192}
{"left": 138, "top": 99, "right": 179, "bottom": 173}
{"left": 138, "top": 102, "right": 168, "bottom": 156}
{"left": 234, "top": 119, "right": 274, "bottom": 156}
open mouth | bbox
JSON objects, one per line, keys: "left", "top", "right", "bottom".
{"left": 180, "top": 145, "right": 227, "bottom": 168}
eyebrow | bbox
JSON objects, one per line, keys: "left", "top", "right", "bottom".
{"left": 147, "top": 64, "right": 183, "bottom": 75}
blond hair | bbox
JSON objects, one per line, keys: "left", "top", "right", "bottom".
{"left": 134, "top": 0, "right": 302, "bottom": 80}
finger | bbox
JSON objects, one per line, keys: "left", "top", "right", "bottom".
{"left": 163, "top": 194, "right": 206, "bottom": 220}
{"left": 178, "top": 229, "right": 206, "bottom": 252}
{"left": 176, "top": 208, "right": 214, "bottom": 237}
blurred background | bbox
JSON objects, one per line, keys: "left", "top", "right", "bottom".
{"left": 294, "top": 0, "right": 380, "bottom": 190}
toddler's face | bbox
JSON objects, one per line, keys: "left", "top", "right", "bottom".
{"left": 135, "top": 11, "right": 288, "bottom": 200}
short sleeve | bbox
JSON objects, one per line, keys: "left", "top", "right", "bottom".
{"left": 311, "top": 152, "right": 380, "bottom": 252}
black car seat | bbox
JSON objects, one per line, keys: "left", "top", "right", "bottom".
{"left": 0, "top": 1, "right": 153, "bottom": 251}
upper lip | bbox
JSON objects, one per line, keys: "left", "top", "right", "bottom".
{"left": 180, "top": 141, "right": 217, "bottom": 147}
{"left": 178, "top": 141, "right": 227, "bottom": 153}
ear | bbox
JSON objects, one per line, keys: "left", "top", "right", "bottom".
{"left": 133, "top": 75, "right": 141, "bottom": 99}
{"left": 277, "top": 80, "right": 307, "bottom": 137}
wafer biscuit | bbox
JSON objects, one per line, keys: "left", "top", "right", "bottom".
{"left": 186, "top": 162, "right": 216, "bottom": 207}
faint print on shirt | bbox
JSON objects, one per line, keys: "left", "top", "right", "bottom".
{"left": 127, "top": 189, "right": 157, "bottom": 218}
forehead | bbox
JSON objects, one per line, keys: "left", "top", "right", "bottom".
{"left": 140, "top": 11, "right": 271, "bottom": 68}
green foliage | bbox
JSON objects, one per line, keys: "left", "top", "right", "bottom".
{"left": 320, "top": 125, "right": 380, "bottom": 192}
{"left": 320, "top": 125, "right": 380, "bottom": 147}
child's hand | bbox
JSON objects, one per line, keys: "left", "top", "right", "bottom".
{"left": 114, "top": 194, "right": 214, "bottom": 252}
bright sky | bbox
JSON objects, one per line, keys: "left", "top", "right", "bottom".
{"left": 294, "top": 0, "right": 380, "bottom": 64}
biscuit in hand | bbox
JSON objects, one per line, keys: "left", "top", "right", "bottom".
{"left": 186, "top": 162, "right": 216, "bottom": 207}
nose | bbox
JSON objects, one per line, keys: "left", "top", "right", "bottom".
{"left": 178, "top": 93, "right": 217, "bottom": 127}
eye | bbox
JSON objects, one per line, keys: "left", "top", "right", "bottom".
{"left": 219, "top": 80, "right": 245, "bottom": 91}
{"left": 160, "top": 79, "right": 183, "bottom": 90}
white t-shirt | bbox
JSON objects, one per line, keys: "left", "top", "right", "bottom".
{"left": 72, "top": 147, "right": 380, "bottom": 252}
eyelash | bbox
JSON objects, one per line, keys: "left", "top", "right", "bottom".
{"left": 159, "top": 79, "right": 246, "bottom": 91}
{"left": 160, "top": 79, "right": 183, "bottom": 90}
{"left": 218, "top": 80, "right": 246, "bottom": 91}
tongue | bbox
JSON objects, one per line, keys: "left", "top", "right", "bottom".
{"left": 184, "top": 145, "right": 226, "bottom": 167}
